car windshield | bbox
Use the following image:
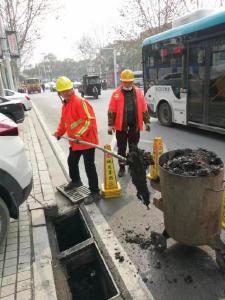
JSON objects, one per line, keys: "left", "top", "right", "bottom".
{"left": 26, "top": 79, "right": 40, "bottom": 84}
{"left": 87, "top": 78, "right": 100, "bottom": 84}
{"left": 5, "top": 90, "right": 14, "bottom": 96}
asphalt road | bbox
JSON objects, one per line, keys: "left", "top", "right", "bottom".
{"left": 31, "top": 89, "right": 225, "bottom": 300}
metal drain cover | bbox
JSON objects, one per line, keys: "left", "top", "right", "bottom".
{"left": 57, "top": 184, "right": 90, "bottom": 204}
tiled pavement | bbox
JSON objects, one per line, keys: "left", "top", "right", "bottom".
{"left": 0, "top": 112, "right": 57, "bottom": 300}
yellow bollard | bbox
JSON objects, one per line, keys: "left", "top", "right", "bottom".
{"left": 147, "top": 137, "right": 163, "bottom": 181}
{"left": 222, "top": 191, "right": 225, "bottom": 229}
{"left": 101, "top": 144, "right": 122, "bottom": 199}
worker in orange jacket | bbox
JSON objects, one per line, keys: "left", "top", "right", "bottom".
{"left": 53, "top": 76, "right": 101, "bottom": 205}
{"left": 108, "top": 69, "right": 151, "bottom": 177}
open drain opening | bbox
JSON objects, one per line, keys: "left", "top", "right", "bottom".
{"left": 54, "top": 209, "right": 91, "bottom": 252}
{"left": 65, "top": 244, "right": 118, "bottom": 300}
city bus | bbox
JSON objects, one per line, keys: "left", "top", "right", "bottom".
{"left": 142, "top": 10, "right": 225, "bottom": 134}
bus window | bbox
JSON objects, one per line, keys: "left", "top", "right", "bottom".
{"left": 158, "top": 46, "right": 183, "bottom": 80}
{"left": 157, "top": 45, "right": 183, "bottom": 97}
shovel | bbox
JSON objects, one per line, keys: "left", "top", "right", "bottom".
{"left": 57, "top": 135, "right": 150, "bottom": 208}
{"left": 59, "top": 136, "right": 127, "bottom": 162}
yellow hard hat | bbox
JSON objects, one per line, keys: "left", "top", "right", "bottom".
{"left": 56, "top": 76, "right": 73, "bottom": 92}
{"left": 120, "top": 69, "right": 134, "bottom": 82}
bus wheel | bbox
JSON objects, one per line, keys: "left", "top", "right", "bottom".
{"left": 158, "top": 102, "right": 172, "bottom": 126}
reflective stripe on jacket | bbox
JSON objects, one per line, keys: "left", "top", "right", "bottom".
{"left": 108, "top": 86, "right": 148, "bottom": 131}
{"left": 55, "top": 94, "right": 99, "bottom": 150}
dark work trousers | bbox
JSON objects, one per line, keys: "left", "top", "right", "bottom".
{"left": 116, "top": 128, "right": 140, "bottom": 167}
{"left": 68, "top": 147, "right": 99, "bottom": 193}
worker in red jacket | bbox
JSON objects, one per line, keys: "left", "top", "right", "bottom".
{"left": 108, "top": 69, "right": 151, "bottom": 177}
{"left": 53, "top": 76, "right": 101, "bottom": 205}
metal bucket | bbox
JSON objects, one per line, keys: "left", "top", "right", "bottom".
{"left": 159, "top": 150, "right": 224, "bottom": 246}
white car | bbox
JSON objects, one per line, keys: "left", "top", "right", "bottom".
{"left": 4, "top": 89, "right": 32, "bottom": 111}
{"left": 0, "top": 113, "right": 32, "bottom": 244}
{"left": 50, "top": 82, "right": 56, "bottom": 92}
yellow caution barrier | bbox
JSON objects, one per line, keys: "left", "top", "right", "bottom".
{"left": 101, "top": 144, "right": 122, "bottom": 199}
{"left": 222, "top": 191, "right": 225, "bottom": 229}
{"left": 147, "top": 137, "right": 163, "bottom": 181}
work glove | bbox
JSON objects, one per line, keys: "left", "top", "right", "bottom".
{"left": 108, "top": 126, "right": 115, "bottom": 135}
{"left": 145, "top": 123, "right": 151, "bottom": 132}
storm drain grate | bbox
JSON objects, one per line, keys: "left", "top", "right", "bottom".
{"left": 57, "top": 184, "right": 90, "bottom": 204}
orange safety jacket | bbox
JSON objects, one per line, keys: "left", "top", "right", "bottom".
{"left": 55, "top": 94, "right": 99, "bottom": 150}
{"left": 108, "top": 86, "right": 148, "bottom": 131}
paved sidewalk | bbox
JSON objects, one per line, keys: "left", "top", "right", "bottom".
{"left": 0, "top": 112, "right": 57, "bottom": 300}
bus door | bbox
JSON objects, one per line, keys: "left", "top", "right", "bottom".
{"left": 187, "top": 41, "right": 210, "bottom": 124}
{"left": 207, "top": 38, "right": 225, "bottom": 129}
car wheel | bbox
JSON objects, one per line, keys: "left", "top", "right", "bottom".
{"left": 81, "top": 92, "right": 84, "bottom": 97}
{"left": 158, "top": 102, "right": 172, "bottom": 126}
{"left": 0, "top": 197, "right": 10, "bottom": 245}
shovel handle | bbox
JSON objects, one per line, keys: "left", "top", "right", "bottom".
{"left": 58, "top": 136, "right": 127, "bottom": 162}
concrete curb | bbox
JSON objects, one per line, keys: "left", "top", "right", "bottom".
{"left": 25, "top": 113, "right": 58, "bottom": 299}
{"left": 31, "top": 101, "right": 154, "bottom": 300}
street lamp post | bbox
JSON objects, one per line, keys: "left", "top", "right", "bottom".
{"left": 101, "top": 47, "right": 117, "bottom": 88}
{"left": 113, "top": 49, "right": 117, "bottom": 88}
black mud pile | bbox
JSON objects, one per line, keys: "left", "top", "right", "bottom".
{"left": 124, "top": 230, "right": 152, "bottom": 249}
{"left": 126, "top": 145, "right": 154, "bottom": 208}
{"left": 161, "top": 148, "right": 223, "bottom": 176}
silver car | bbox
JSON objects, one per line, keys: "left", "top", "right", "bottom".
{"left": 0, "top": 113, "right": 32, "bottom": 244}
{"left": 4, "top": 89, "right": 32, "bottom": 111}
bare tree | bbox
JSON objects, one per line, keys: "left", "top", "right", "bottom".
{"left": 77, "top": 35, "right": 97, "bottom": 60}
{"left": 0, "top": 0, "right": 57, "bottom": 61}
{"left": 76, "top": 25, "right": 113, "bottom": 60}
{"left": 117, "top": 0, "right": 225, "bottom": 39}
{"left": 117, "top": 0, "right": 188, "bottom": 38}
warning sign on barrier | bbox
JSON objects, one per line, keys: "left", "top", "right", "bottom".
{"left": 101, "top": 144, "right": 122, "bottom": 199}
{"left": 147, "top": 137, "right": 163, "bottom": 181}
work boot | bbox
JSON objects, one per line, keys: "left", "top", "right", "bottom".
{"left": 118, "top": 166, "right": 125, "bottom": 177}
{"left": 64, "top": 180, "right": 83, "bottom": 191}
{"left": 84, "top": 192, "right": 101, "bottom": 205}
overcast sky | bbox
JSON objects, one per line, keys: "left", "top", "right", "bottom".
{"left": 30, "top": 0, "right": 122, "bottom": 64}
{"left": 30, "top": 0, "right": 224, "bottom": 65}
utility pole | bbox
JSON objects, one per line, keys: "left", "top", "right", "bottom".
{"left": 0, "top": 16, "right": 15, "bottom": 90}
{"left": 101, "top": 48, "right": 117, "bottom": 88}
{"left": 113, "top": 49, "right": 117, "bottom": 88}
{"left": 0, "top": 67, "right": 4, "bottom": 96}
{"left": 0, "top": 17, "right": 5, "bottom": 95}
